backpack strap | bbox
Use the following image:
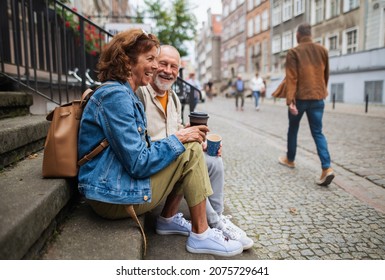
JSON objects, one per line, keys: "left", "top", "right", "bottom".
{"left": 125, "top": 205, "right": 147, "bottom": 256}
{"left": 77, "top": 139, "right": 109, "bottom": 166}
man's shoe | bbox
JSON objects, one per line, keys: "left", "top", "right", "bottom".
{"left": 317, "top": 168, "right": 335, "bottom": 186}
{"left": 156, "top": 213, "right": 191, "bottom": 236}
{"left": 220, "top": 215, "right": 254, "bottom": 250}
{"left": 186, "top": 228, "right": 243, "bottom": 257}
{"left": 278, "top": 156, "right": 295, "bottom": 168}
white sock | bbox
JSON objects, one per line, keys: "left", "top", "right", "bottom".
{"left": 190, "top": 227, "right": 211, "bottom": 240}
{"left": 158, "top": 214, "right": 175, "bottom": 223}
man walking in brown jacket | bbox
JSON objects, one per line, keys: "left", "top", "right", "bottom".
{"left": 278, "top": 22, "right": 335, "bottom": 186}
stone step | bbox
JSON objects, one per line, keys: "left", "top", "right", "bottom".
{"left": 40, "top": 199, "right": 144, "bottom": 260}
{"left": 0, "top": 115, "right": 49, "bottom": 169}
{"left": 0, "top": 151, "right": 74, "bottom": 259}
{"left": 0, "top": 92, "right": 33, "bottom": 120}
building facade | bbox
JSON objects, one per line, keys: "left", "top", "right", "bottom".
{"left": 195, "top": 9, "right": 223, "bottom": 91}
{"left": 246, "top": 0, "right": 271, "bottom": 81}
{"left": 221, "top": 0, "right": 247, "bottom": 85}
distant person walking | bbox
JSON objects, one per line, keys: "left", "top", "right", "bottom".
{"left": 234, "top": 74, "right": 245, "bottom": 111}
{"left": 186, "top": 72, "right": 201, "bottom": 113}
{"left": 249, "top": 72, "right": 265, "bottom": 111}
{"left": 205, "top": 80, "right": 214, "bottom": 100}
{"left": 278, "top": 22, "right": 335, "bottom": 186}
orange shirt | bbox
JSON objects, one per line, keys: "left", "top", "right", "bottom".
{"left": 156, "top": 92, "right": 168, "bottom": 114}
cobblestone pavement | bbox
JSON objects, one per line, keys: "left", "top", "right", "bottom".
{"left": 187, "top": 96, "right": 385, "bottom": 260}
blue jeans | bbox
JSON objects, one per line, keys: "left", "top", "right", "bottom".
{"left": 253, "top": 91, "right": 260, "bottom": 107}
{"left": 287, "top": 100, "right": 331, "bottom": 169}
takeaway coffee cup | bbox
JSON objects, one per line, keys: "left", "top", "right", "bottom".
{"left": 188, "top": 111, "right": 209, "bottom": 126}
{"left": 206, "top": 134, "right": 222, "bottom": 157}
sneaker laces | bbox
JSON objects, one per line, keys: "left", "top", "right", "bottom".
{"left": 210, "top": 228, "right": 229, "bottom": 242}
{"left": 173, "top": 213, "right": 191, "bottom": 228}
{"left": 220, "top": 215, "right": 245, "bottom": 240}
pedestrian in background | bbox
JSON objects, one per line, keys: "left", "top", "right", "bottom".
{"left": 233, "top": 74, "right": 245, "bottom": 111}
{"left": 249, "top": 71, "right": 265, "bottom": 111}
{"left": 186, "top": 72, "right": 201, "bottom": 113}
{"left": 278, "top": 22, "right": 335, "bottom": 186}
{"left": 205, "top": 80, "right": 214, "bottom": 100}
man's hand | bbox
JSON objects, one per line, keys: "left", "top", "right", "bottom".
{"left": 175, "top": 125, "right": 209, "bottom": 144}
{"left": 289, "top": 102, "right": 298, "bottom": 116}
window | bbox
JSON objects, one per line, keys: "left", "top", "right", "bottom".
{"left": 282, "top": 31, "right": 292, "bottom": 50}
{"left": 272, "top": 2, "right": 281, "bottom": 26}
{"left": 223, "top": 4, "right": 229, "bottom": 17}
{"left": 345, "top": 28, "right": 358, "bottom": 53}
{"left": 272, "top": 35, "right": 281, "bottom": 54}
{"left": 262, "top": 39, "right": 268, "bottom": 73}
{"left": 329, "top": 0, "right": 340, "bottom": 18}
{"left": 255, "top": 0, "right": 261, "bottom": 6}
{"left": 254, "top": 42, "right": 261, "bottom": 55}
{"left": 294, "top": 0, "right": 305, "bottom": 16}
{"left": 315, "top": 0, "right": 324, "bottom": 23}
{"left": 206, "top": 41, "right": 212, "bottom": 52}
{"left": 230, "top": 0, "right": 236, "bottom": 12}
{"left": 329, "top": 35, "right": 338, "bottom": 50}
{"left": 262, "top": 9, "right": 269, "bottom": 31}
{"left": 247, "top": 19, "right": 253, "bottom": 37}
{"left": 230, "top": 46, "right": 236, "bottom": 60}
{"left": 343, "top": 0, "right": 359, "bottom": 13}
{"left": 365, "top": 81, "right": 383, "bottom": 103}
{"left": 330, "top": 83, "right": 344, "bottom": 102}
{"left": 238, "top": 42, "right": 245, "bottom": 58}
{"left": 224, "top": 50, "right": 229, "bottom": 63}
{"left": 239, "top": 16, "right": 245, "bottom": 32}
{"left": 283, "top": 0, "right": 293, "bottom": 21}
{"left": 247, "top": 0, "right": 254, "bottom": 11}
{"left": 248, "top": 45, "right": 253, "bottom": 72}
{"left": 254, "top": 15, "right": 261, "bottom": 34}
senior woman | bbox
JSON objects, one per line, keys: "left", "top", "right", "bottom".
{"left": 77, "top": 29, "right": 243, "bottom": 257}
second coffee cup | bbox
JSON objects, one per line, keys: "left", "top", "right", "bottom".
{"left": 189, "top": 111, "right": 209, "bottom": 126}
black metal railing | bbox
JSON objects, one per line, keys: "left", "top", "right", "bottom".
{"left": 0, "top": 0, "right": 113, "bottom": 105}
{"left": 172, "top": 76, "right": 202, "bottom": 123}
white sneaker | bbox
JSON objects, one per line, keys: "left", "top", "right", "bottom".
{"left": 186, "top": 228, "right": 243, "bottom": 257}
{"left": 156, "top": 213, "right": 191, "bottom": 236}
{"left": 220, "top": 215, "right": 254, "bottom": 250}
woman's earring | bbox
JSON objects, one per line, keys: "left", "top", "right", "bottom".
{"left": 128, "top": 69, "right": 132, "bottom": 78}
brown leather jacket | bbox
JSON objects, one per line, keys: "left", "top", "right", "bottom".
{"left": 285, "top": 36, "right": 329, "bottom": 105}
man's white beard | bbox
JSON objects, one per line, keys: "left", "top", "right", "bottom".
{"left": 154, "top": 76, "right": 173, "bottom": 92}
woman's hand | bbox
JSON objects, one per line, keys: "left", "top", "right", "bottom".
{"left": 202, "top": 141, "right": 222, "bottom": 157}
{"left": 175, "top": 125, "right": 209, "bottom": 144}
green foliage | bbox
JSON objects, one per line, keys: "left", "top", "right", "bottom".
{"left": 140, "top": 0, "right": 197, "bottom": 57}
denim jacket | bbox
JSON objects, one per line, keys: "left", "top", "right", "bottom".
{"left": 78, "top": 81, "right": 185, "bottom": 205}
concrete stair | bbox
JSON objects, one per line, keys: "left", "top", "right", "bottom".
{"left": 0, "top": 91, "right": 144, "bottom": 260}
